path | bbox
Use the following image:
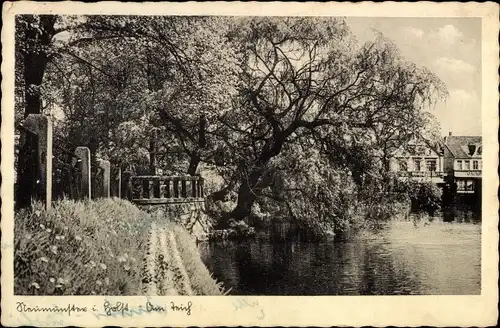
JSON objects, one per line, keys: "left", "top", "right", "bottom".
{"left": 142, "top": 222, "right": 194, "bottom": 295}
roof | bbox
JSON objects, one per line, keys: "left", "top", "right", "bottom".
{"left": 444, "top": 136, "right": 482, "bottom": 158}
{"left": 391, "top": 136, "right": 443, "bottom": 157}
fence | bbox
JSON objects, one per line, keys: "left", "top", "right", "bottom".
{"left": 127, "top": 175, "right": 204, "bottom": 205}
{"left": 52, "top": 138, "right": 83, "bottom": 201}
{"left": 15, "top": 114, "right": 204, "bottom": 210}
{"left": 14, "top": 114, "right": 115, "bottom": 210}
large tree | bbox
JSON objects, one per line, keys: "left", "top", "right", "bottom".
{"left": 221, "top": 17, "right": 446, "bottom": 220}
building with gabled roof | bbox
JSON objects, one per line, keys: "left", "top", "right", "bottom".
{"left": 443, "top": 133, "right": 482, "bottom": 194}
{"left": 388, "top": 137, "right": 445, "bottom": 184}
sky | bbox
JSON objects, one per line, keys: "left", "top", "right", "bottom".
{"left": 345, "top": 17, "right": 482, "bottom": 137}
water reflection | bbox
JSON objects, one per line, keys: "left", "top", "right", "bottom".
{"left": 199, "top": 212, "right": 481, "bottom": 295}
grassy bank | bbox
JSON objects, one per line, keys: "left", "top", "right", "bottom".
{"left": 14, "top": 198, "right": 152, "bottom": 295}
{"left": 171, "top": 224, "right": 225, "bottom": 295}
{"left": 14, "top": 198, "right": 223, "bottom": 296}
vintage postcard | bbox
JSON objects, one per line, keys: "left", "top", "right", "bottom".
{"left": 1, "top": 1, "right": 498, "bottom": 327}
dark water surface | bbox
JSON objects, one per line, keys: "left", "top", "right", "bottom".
{"left": 199, "top": 213, "right": 481, "bottom": 295}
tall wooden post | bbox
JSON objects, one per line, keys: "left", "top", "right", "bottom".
{"left": 117, "top": 167, "right": 122, "bottom": 198}
{"left": 23, "top": 114, "right": 53, "bottom": 209}
{"left": 75, "top": 147, "right": 91, "bottom": 200}
{"left": 97, "top": 159, "right": 111, "bottom": 198}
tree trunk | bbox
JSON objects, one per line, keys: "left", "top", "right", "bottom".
{"left": 187, "top": 115, "right": 206, "bottom": 176}
{"left": 208, "top": 180, "right": 235, "bottom": 202}
{"left": 187, "top": 153, "right": 201, "bottom": 176}
{"left": 149, "top": 137, "right": 156, "bottom": 175}
{"left": 231, "top": 135, "right": 285, "bottom": 220}
{"left": 23, "top": 55, "right": 47, "bottom": 117}
{"left": 21, "top": 15, "right": 57, "bottom": 118}
{"left": 231, "top": 170, "right": 261, "bottom": 220}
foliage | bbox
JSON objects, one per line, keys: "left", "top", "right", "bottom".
{"left": 217, "top": 17, "right": 447, "bottom": 219}
{"left": 259, "top": 145, "right": 356, "bottom": 236}
{"left": 15, "top": 15, "right": 448, "bottom": 237}
{"left": 40, "top": 15, "right": 241, "bottom": 174}
{"left": 14, "top": 198, "right": 152, "bottom": 295}
{"left": 393, "top": 179, "right": 443, "bottom": 214}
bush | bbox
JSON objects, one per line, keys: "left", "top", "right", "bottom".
{"left": 14, "top": 198, "right": 152, "bottom": 295}
{"left": 354, "top": 195, "right": 411, "bottom": 231}
{"left": 205, "top": 198, "right": 236, "bottom": 228}
{"left": 393, "top": 179, "right": 442, "bottom": 214}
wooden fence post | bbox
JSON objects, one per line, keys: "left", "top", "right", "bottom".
{"left": 117, "top": 167, "right": 122, "bottom": 198}
{"left": 23, "top": 114, "right": 53, "bottom": 209}
{"left": 75, "top": 147, "right": 91, "bottom": 200}
{"left": 97, "top": 159, "right": 111, "bottom": 198}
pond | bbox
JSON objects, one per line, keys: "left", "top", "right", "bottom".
{"left": 199, "top": 212, "right": 481, "bottom": 295}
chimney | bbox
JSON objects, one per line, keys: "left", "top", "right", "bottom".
{"left": 448, "top": 131, "right": 452, "bottom": 136}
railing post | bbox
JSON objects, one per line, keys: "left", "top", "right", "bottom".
{"left": 142, "top": 178, "right": 149, "bottom": 200}
{"left": 97, "top": 159, "right": 111, "bottom": 198}
{"left": 197, "top": 178, "right": 202, "bottom": 198}
{"left": 191, "top": 178, "right": 197, "bottom": 198}
{"left": 75, "top": 147, "right": 91, "bottom": 200}
{"left": 139, "top": 180, "right": 144, "bottom": 199}
{"left": 153, "top": 178, "right": 161, "bottom": 198}
{"left": 173, "top": 178, "right": 179, "bottom": 198}
{"left": 165, "top": 179, "right": 171, "bottom": 198}
{"left": 181, "top": 179, "right": 187, "bottom": 198}
{"left": 23, "top": 114, "right": 53, "bottom": 209}
{"left": 149, "top": 180, "right": 154, "bottom": 199}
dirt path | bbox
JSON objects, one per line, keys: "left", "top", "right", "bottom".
{"left": 142, "top": 222, "right": 193, "bottom": 295}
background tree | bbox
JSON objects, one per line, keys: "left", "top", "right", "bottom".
{"left": 39, "top": 15, "right": 240, "bottom": 176}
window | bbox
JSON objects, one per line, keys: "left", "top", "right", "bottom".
{"left": 457, "top": 180, "right": 466, "bottom": 190}
{"left": 426, "top": 159, "right": 437, "bottom": 172}
{"left": 456, "top": 160, "right": 463, "bottom": 170}
{"left": 457, "top": 180, "right": 475, "bottom": 191}
{"left": 464, "top": 160, "right": 470, "bottom": 170}
{"left": 479, "top": 160, "right": 482, "bottom": 170}
{"left": 473, "top": 160, "right": 479, "bottom": 170}
{"left": 413, "top": 159, "right": 421, "bottom": 171}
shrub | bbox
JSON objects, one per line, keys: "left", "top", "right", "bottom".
{"left": 414, "top": 181, "right": 442, "bottom": 213}
{"left": 205, "top": 198, "right": 236, "bottom": 228}
{"left": 354, "top": 195, "right": 411, "bottom": 231}
{"left": 393, "top": 179, "right": 442, "bottom": 214}
{"left": 14, "top": 198, "right": 152, "bottom": 295}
